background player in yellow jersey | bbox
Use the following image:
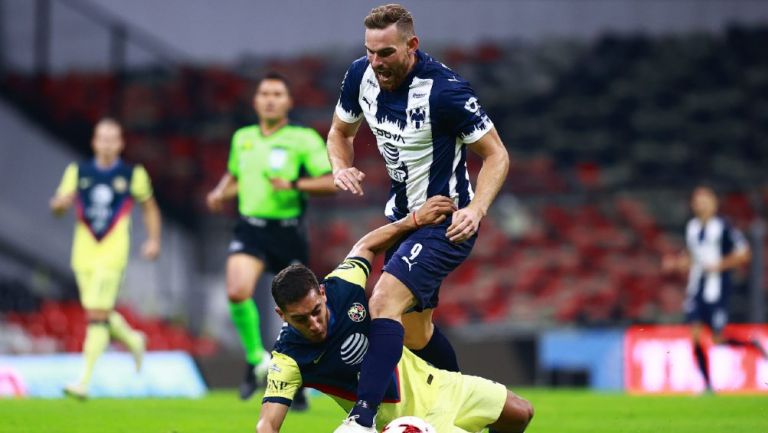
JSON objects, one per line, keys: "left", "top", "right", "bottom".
{"left": 50, "top": 117, "right": 162, "bottom": 399}
{"left": 206, "top": 72, "right": 336, "bottom": 402}
{"left": 257, "top": 196, "right": 533, "bottom": 433}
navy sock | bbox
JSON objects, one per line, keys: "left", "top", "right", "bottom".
{"left": 351, "top": 318, "right": 404, "bottom": 428}
{"left": 693, "top": 343, "right": 710, "bottom": 387}
{"left": 411, "top": 325, "right": 460, "bottom": 372}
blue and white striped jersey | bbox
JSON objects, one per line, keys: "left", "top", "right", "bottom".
{"left": 335, "top": 50, "right": 494, "bottom": 219}
{"left": 685, "top": 216, "right": 748, "bottom": 304}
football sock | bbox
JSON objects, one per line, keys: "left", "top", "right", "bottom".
{"left": 411, "top": 325, "right": 460, "bottom": 372}
{"left": 229, "top": 299, "right": 264, "bottom": 364}
{"left": 80, "top": 320, "right": 110, "bottom": 387}
{"left": 108, "top": 311, "right": 141, "bottom": 351}
{"left": 351, "top": 318, "right": 404, "bottom": 428}
{"left": 693, "top": 342, "right": 711, "bottom": 387}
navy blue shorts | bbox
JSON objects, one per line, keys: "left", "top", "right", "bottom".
{"left": 382, "top": 219, "right": 477, "bottom": 312}
{"left": 684, "top": 298, "right": 728, "bottom": 333}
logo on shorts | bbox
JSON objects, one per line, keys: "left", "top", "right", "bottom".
{"left": 401, "top": 256, "right": 418, "bottom": 271}
{"left": 347, "top": 303, "right": 367, "bottom": 322}
{"left": 228, "top": 240, "right": 244, "bottom": 252}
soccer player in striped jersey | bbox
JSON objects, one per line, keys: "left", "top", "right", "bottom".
{"left": 50, "top": 118, "right": 162, "bottom": 399}
{"left": 326, "top": 4, "right": 509, "bottom": 431}
{"left": 663, "top": 185, "right": 767, "bottom": 391}
{"left": 257, "top": 196, "right": 533, "bottom": 433}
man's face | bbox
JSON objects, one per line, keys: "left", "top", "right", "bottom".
{"left": 277, "top": 286, "right": 329, "bottom": 343}
{"left": 691, "top": 187, "right": 718, "bottom": 219}
{"left": 254, "top": 79, "right": 292, "bottom": 122}
{"left": 91, "top": 122, "right": 124, "bottom": 161}
{"left": 364, "top": 24, "right": 418, "bottom": 91}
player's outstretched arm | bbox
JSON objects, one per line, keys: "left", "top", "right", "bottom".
{"left": 269, "top": 174, "right": 337, "bottom": 196}
{"left": 447, "top": 127, "right": 509, "bottom": 243}
{"left": 206, "top": 173, "right": 238, "bottom": 213}
{"left": 327, "top": 113, "right": 365, "bottom": 196}
{"left": 140, "top": 197, "right": 162, "bottom": 261}
{"left": 256, "top": 402, "right": 289, "bottom": 433}
{"left": 348, "top": 196, "right": 457, "bottom": 263}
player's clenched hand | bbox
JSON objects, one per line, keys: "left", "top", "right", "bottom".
{"left": 206, "top": 190, "right": 225, "bottom": 213}
{"left": 49, "top": 193, "right": 75, "bottom": 216}
{"left": 415, "top": 196, "right": 457, "bottom": 226}
{"left": 269, "top": 178, "right": 293, "bottom": 191}
{"left": 446, "top": 206, "right": 483, "bottom": 243}
{"left": 141, "top": 238, "right": 161, "bottom": 261}
{"left": 333, "top": 167, "right": 366, "bottom": 196}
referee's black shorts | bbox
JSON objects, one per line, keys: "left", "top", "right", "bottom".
{"left": 228, "top": 216, "right": 308, "bottom": 273}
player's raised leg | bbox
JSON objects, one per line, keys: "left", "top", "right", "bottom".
{"left": 227, "top": 253, "right": 270, "bottom": 400}
{"left": 108, "top": 310, "right": 146, "bottom": 372}
{"left": 338, "top": 273, "right": 414, "bottom": 432}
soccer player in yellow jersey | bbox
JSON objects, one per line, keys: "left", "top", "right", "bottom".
{"left": 50, "top": 118, "right": 162, "bottom": 399}
{"left": 257, "top": 196, "right": 533, "bottom": 433}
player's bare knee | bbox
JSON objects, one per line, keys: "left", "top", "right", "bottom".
{"left": 86, "top": 309, "right": 110, "bottom": 322}
{"left": 403, "top": 329, "right": 430, "bottom": 350}
{"left": 493, "top": 392, "right": 533, "bottom": 433}
{"left": 369, "top": 290, "right": 407, "bottom": 320}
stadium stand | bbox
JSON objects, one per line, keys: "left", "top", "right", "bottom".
{"left": 1, "top": 26, "right": 766, "bottom": 342}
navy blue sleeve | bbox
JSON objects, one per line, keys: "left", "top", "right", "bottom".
{"left": 721, "top": 221, "right": 748, "bottom": 256}
{"left": 433, "top": 77, "right": 494, "bottom": 144}
{"left": 334, "top": 57, "right": 368, "bottom": 123}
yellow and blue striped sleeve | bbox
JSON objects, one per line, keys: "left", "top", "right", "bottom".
{"left": 130, "top": 165, "right": 154, "bottom": 202}
{"left": 324, "top": 257, "right": 371, "bottom": 290}
{"left": 56, "top": 163, "right": 78, "bottom": 196}
{"left": 262, "top": 352, "right": 303, "bottom": 406}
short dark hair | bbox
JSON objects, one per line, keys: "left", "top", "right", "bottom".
{"left": 255, "top": 71, "right": 291, "bottom": 95}
{"left": 271, "top": 264, "right": 320, "bottom": 310}
{"left": 364, "top": 4, "right": 415, "bottom": 38}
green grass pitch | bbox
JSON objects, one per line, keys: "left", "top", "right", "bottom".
{"left": 1, "top": 388, "right": 766, "bottom": 433}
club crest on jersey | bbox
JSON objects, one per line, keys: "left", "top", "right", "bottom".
{"left": 347, "top": 303, "right": 367, "bottom": 322}
{"left": 407, "top": 106, "right": 427, "bottom": 130}
{"left": 112, "top": 176, "right": 128, "bottom": 193}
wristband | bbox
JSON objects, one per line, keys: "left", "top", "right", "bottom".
{"left": 412, "top": 211, "right": 420, "bottom": 228}
{"left": 291, "top": 179, "right": 299, "bottom": 190}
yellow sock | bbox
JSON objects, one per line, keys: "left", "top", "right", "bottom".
{"left": 108, "top": 311, "right": 140, "bottom": 351}
{"left": 80, "top": 322, "right": 110, "bottom": 387}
